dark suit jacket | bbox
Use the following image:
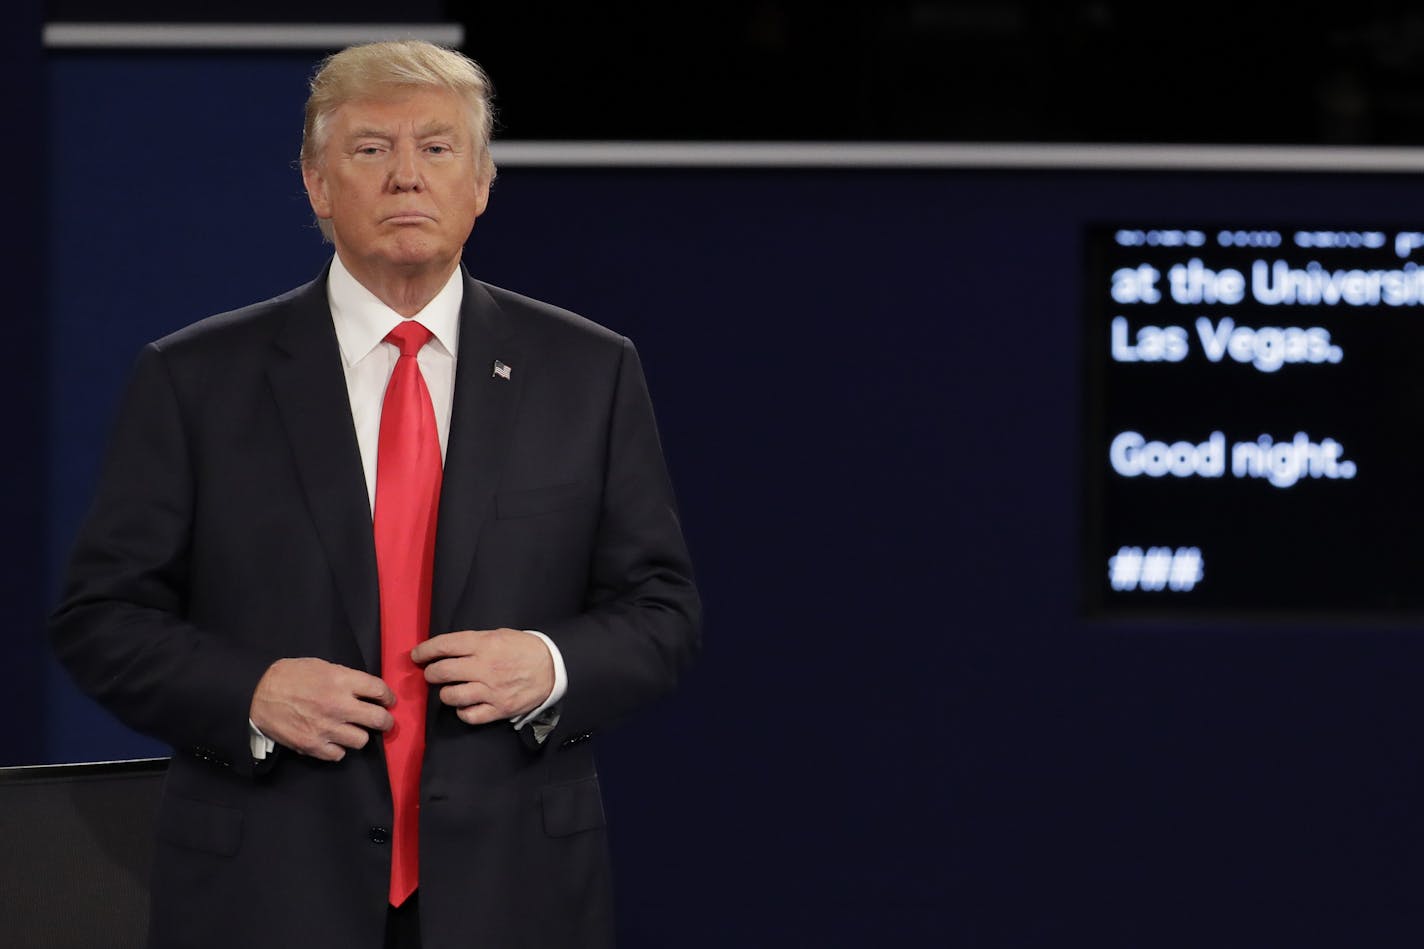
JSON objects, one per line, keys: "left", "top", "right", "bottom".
{"left": 49, "top": 268, "right": 701, "bottom": 949}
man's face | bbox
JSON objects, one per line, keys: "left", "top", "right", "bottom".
{"left": 302, "top": 87, "right": 490, "bottom": 280}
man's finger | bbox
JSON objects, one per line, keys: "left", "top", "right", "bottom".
{"left": 439, "top": 682, "right": 491, "bottom": 709}
{"left": 347, "top": 700, "right": 396, "bottom": 733}
{"left": 329, "top": 722, "right": 372, "bottom": 750}
{"left": 411, "top": 630, "right": 477, "bottom": 665}
{"left": 316, "top": 743, "right": 347, "bottom": 762}
{"left": 456, "top": 703, "right": 500, "bottom": 726}
{"left": 348, "top": 671, "right": 397, "bottom": 707}
{"left": 423, "top": 656, "right": 485, "bottom": 685}
{"left": 297, "top": 738, "right": 347, "bottom": 762}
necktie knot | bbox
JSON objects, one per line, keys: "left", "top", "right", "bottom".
{"left": 385, "top": 321, "right": 432, "bottom": 358}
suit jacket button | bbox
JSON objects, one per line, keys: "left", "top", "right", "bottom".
{"left": 369, "top": 826, "right": 389, "bottom": 844}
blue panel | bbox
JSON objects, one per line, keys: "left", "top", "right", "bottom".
{"left": 46, "top": 52, "right": 329, "bottom": 762}
{"left": 1, "top": 0, "right": 46, "bottom": 768}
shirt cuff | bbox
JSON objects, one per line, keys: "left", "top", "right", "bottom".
{"left": 248, "top": 719, "right": 275, "bottom": 760}
{"left": 512, "top": 629, "right": 567, "bottom": 743}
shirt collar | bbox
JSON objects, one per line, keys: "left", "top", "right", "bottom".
{"left": 326, "top": 252, "right": 464, "bottom": 367}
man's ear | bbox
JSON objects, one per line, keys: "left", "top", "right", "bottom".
{"left": 473, "top": 173, "right": 491, "bottom": 220}
{"left": 302, "top": 163, "right": 331, "bottom": 219}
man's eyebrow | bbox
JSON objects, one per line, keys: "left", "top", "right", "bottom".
{"left": 345, "top": 127, "right": 393, "bottom": 141}
{"left": 342, "top": 123, "right": 461, "bottom": 142}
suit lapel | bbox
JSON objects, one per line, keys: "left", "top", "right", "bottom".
{"left": 431, "top": 275, "right": 525, "bottom": 634}
{"left": 266, "top": 274, "right": 382, "bottom": 671}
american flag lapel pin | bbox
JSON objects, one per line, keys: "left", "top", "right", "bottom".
{"left": 492, "top": 360, "right": 512, "bottom": 381}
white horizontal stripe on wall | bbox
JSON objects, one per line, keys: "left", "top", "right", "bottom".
{"left": 487, "top": 141, "right": 1424, "bottom": 172}
{"left": 43, "top": 22, "right": 464, "bottom": 49}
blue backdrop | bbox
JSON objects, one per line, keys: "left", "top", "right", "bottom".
{"left": 28, "top": 48, "right": 1424, "bottom": 948}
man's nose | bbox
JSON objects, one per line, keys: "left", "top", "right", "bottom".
{"left": 389, "top": 143, "right": 422, "bottom": 191}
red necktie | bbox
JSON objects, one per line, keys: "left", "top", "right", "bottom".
{"left": 374, "top": 320, "right": 442, "bottom": 906}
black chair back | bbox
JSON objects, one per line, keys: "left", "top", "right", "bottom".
{"left": 0, "top": 757, "right": 168, "bottom": 949}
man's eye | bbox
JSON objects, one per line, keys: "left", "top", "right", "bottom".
{"left": 425, "top": 145, "right": 449, "bottom": 155}
{"left": 356, "top": 146, "right": 383, "bottom": 156}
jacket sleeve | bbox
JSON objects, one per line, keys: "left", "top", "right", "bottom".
{"left": 49, "top": 343, "right": 275, "bottom": 776}
{"left": 533, "top": 338, "right": 702, "bottom": 749}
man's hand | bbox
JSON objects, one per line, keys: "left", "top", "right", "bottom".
{"left": 412, "top": 628, "right": 554, "bottom": 726}
{"left": 250, "top": 658, "right": 395, "bottom": 761}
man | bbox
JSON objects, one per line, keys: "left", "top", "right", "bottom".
{"left": 49, "top": 40, "right": 699, "bottom": 949}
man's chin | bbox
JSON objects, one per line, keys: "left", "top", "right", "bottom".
{"left": 374, "top": 241, "right": 455, "bottom": 273}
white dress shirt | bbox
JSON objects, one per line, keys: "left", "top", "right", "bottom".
{"left": 250, "top": 255, "right": 566, "bottom": 758}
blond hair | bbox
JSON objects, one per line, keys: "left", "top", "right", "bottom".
{"left": 301, "top": 40, "right": 496, "bottom": 238}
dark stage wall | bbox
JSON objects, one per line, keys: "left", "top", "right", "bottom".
{"left": 20, "top": 47, "right": 1424, "bottom": 948}
{"left": 6, "top": 0, "right": 46, "bottom": 771}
